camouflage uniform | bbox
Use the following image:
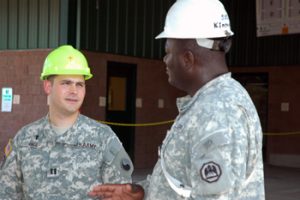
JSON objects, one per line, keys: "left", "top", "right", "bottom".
{"left": 0, "top": 114, "right": 133, "bottom": 200}
{"left": 141, "top": 73, "right": 265, "bottom": 199}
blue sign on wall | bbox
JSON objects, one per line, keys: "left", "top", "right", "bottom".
{"left": 1, "top": 88, "right": 13, "bottom": 112}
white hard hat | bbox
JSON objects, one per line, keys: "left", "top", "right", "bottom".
{"left": 156, "top": 0, "right": 234, "bottom": 49}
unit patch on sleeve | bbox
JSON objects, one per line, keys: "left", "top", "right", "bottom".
{"left": 4, "top": 139, "right": 13, "bottom": 157}
{"left": 200, "top": 161, "right": 222, "bottom": 183}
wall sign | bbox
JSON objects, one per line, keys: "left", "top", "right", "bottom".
{"left": 1, "top": 87, "right": 13, "bottom": 112}
{"left": 256, "top": 0, "right": 300, "bottom": 37}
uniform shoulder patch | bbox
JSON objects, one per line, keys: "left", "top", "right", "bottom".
{"left": 200, "top": 161, "right": 222, "bottom": 183}
{"left": 4, "top": 139, "right": 13, "bottom": 157}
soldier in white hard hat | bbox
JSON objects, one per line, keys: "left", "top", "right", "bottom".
{"left": 89, "top": 0, "right": 265, "bottom": 199}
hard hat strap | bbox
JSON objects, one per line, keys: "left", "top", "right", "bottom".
{"left": 196, "top": 38, "right": 214, "bottom": 49}
{"left": 196, "top": 38, "right": 232, "bottom": 52}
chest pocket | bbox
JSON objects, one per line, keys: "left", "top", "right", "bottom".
{"left": 161, "top": 126, "right": 189, "bottom": 181}
{"left": 53, "top": 143, "right": 101, "bottom": 182}
{"left": 19, "top": 142, "right": 50, "bottom": 190}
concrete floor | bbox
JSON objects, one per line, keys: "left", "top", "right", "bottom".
{"left": 264, "top": 164, "right": 300, "bottom": 200}
{"left": 133, "top": 164, "right": 300, "bottom": 199}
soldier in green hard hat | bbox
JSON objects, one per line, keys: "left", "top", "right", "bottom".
{"left": 0, "top": 45, "right": 133, "bottom": 200}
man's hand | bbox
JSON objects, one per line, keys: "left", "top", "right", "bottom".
{"left": 88, "top": 183, "right": 144, "bottom": 200}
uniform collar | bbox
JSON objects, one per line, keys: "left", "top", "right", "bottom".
{"left": 176, "top": 73, "right": 232, "bottom": 113}
{"left": 39, "top": 114, "right": 82, "bottom": 145}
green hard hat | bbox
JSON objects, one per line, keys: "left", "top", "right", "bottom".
{"left": 40, "top": 45, "right": 93, "bottom": 80}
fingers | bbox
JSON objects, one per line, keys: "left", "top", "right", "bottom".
{"left": 130, "top": 184, "right": 140, "bottom": 193}
{"left": 88, "top": 183, "right": 144, "bottom": 200}
{"left": 91, "top": 184, "right": 121, "bottom": 192}
{"left": 88, "top": 192, "right": 121, "bottom": 200}
{"left": 88, "top": 190, "right": 111, "bottom": 198}
{"left": 88, "top": 190, "right": 113, "bottom": 197}
{"left": 88, "top": 184, "right": 124, "bottom": 199}
{"left": 88, "top": 187, "right": 119, "bottom": 197}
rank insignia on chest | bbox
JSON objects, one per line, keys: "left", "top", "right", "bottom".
{"left": 4, "top": 139, "right": 12, "bottom": 157}
{"left": 47, "top": 167, "right": 60, "bottom": 178}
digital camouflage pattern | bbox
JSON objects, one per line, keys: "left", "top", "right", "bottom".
{"left": 141, "top": 73, "right": 265, "bottom": 200}
{"left": 0, "top": 114, "right": 133, "bottom": 200}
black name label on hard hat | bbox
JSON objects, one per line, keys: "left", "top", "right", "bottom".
{"left": 214, "top": 22, "right": 230, "bottom": 29}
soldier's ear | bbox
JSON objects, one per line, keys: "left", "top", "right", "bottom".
{"left": 43, "top": 80, "right": 52, "bottom": 95}
{"left": 182, "top": 50, "right": 195, "bottom": 71}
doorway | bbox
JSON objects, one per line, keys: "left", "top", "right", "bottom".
{"left": 106, "top": 61, "right": 137, "bottom": 161}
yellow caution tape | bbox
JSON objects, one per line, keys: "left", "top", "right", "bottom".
{"left": 263, "top": 131, "right": 300, "bottom": 136}
{"left": 98, "top": 120, "right": 300, "bottom": 136}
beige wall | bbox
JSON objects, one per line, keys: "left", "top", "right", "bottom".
{"left": 1, "top": 49, "right": 300, "bottom": 168}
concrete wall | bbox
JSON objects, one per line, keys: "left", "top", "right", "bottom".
{"left": 1, "top": 49, "right": 300, "bottom": 168}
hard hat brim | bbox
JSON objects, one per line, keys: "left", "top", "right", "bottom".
{"left": 155, "top": 32, "right": 166, "bottom": 39}
{"left": 155, "top": 30, "right": 234, "bottom": 40}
